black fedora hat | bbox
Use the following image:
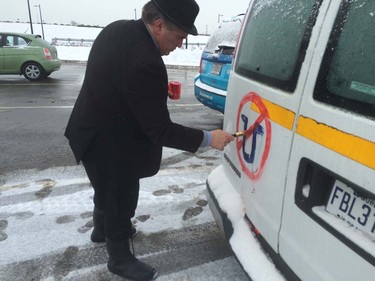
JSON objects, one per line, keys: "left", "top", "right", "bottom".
{"left": 151, "top": 0, "right": 200, "bottom": 35}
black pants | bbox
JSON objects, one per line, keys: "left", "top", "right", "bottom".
{"left": 82, "top": 132, "right": 140, "bottom": 241}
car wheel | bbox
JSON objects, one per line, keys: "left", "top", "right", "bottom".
{"left": 22, "top": 62, "right": 46, "bottom": 81}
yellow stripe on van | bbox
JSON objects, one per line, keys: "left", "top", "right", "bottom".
{"left": 296, "top": 116, "right": 375, "bottom": 169}
{"left": 250, "top": 98, "right": 295, "bottom": 130}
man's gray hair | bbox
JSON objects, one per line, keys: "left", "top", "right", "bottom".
{"left": 142, "top": 1, "right": 179, "bottom": 31}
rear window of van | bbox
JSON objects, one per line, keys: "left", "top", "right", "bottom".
{"left": 314, "top": 0, "right": 375, "bottom": 118}
{"left": 235, "top": 0, "right": 322, "bottom": 92}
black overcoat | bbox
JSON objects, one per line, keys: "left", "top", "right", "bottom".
{"left": 65, "top": 20, "right": 203, "bottom": 178}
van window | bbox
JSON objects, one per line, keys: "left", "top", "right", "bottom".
{"left": 314, "top": 0, "right": 375, "bottom": 118}
{"left": 235, "top": 0, "right": 322, "bottom": 92}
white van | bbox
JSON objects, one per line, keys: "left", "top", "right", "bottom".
{"left": 207, "top": 0, "right": 375, "bottom": 280}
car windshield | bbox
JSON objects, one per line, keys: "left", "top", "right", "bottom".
{"left": 204, "top": 15, "right": 244, "bottom": 54}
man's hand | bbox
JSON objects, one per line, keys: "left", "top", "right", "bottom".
{"left": 209, "top": 129, "right": 234, "bottom": 151}
{"left": 168, "top": 90, "right": 174, "bottom": 98}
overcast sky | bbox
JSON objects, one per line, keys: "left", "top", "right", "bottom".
{"left": 2, "top": 0, "right": 250, "bottom": 34}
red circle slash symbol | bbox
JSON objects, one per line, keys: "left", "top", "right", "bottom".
{"left": 236, "top": 92, "right": 271, "bottom": 181}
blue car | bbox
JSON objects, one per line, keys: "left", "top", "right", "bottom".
{"left": 194, "top": 14, "right": 244, "bottom": 113}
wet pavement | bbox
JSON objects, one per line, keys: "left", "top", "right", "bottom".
{"left": 0, "top": 63, "right": 248, "bottom": 281}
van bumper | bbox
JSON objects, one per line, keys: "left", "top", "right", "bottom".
{"left": 206, "top": 178, "right": 234, "bottom": 241}
{"left": 194, "top": 78, "right": 226, "bottom": 114}
{"left": 206, "top": 165, "right": 245, "bottom": 241}
{"left": 207, "top": 165, "right": 286, "bottom": 281}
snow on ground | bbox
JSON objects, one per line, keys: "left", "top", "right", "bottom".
{"left": 0, "top": 146, "right": 253, "bottom": 280}
{"left": 0, "top": 22, "right": 103, "bottom": 43}
{"left": 0, "top": 148, "right": 221, "bottom": 265}
{"left": 55, "top": 45, "right": 204, "bottom": 66}
{"left": 0, "top": 22, "right": 207, "bottom": 65}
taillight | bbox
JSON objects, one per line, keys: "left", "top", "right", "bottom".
{"left": 199, "top": 57, "right": 203, "bottom": 73}
{"left": 199, "top": 58, "right": 207, "bottom": 74}
{"left": 43, "top": 48, "right": 52, "bottom": 60}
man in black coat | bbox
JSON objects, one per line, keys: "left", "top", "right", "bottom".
{"left": 65, "top": 0, "right": 233, "bottom": 280}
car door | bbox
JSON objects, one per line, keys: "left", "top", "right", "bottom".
{"left": 0, "top": 35, "right": 5, "bottom": 72}
{"left": 224, "top": 0, "right": 324, "bottom": 252}
{"left": 3, "top": 35, "right": 31, "bottom": 73}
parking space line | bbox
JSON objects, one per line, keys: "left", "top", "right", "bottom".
{"left": 0, "top": 106, "right": 74, "bottom": 109}
{"left": 0, "top": 104, "right": 203, "bottom": 110}
{"left": 0, "top": 83, "right": 82, "bottom": 86}
{"left": 168, "top": 103, "right": 203, "bottom": 107}
{"left": 79, "top": 75, "right": 85, "bottom": 85}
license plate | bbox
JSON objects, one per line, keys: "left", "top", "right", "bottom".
{"left": 211, "top": 63, "right": 222, "bottom": 75}
{"left": 326, "top": 180, "right": 375, "bottom": 239}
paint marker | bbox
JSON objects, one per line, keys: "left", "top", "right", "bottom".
{"left": 232, "top": 131, "right": 247, "bottom": 137}
{"left": 232, "top": 121, "right": 261, "bottom": 137}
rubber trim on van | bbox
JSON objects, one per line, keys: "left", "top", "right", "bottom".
{"left": 244, "top": 216, "right": 301, "bottom": 281}
{"left": 206, "top": 181, "right": 234, "bottom": 241}
{"left": 224, "top": 153, "right": 241, "bottom": 178}
{"left": 206, "top": 182, "right": 253, "bottom": 281}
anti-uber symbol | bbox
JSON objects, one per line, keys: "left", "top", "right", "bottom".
{"left": 236, "top": 92, "right": 271, "bottom": 181}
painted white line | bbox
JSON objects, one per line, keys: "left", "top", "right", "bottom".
{"left": 79, "top": 75, "right": 85, "bottom": 85}
{"left": 168, "top": 103, "right": 203, "bottom": 107}
{"left": 0, "top": 106, "right": 74, "bottom": 110}
{"left": 0, "top": 104, "right": 203, "bottom": 110}
{"left": 0, "top": 83, "right": 81, "bottom": 86}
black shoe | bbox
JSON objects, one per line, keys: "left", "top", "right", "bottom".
{"left": 90, "top": 207, "right": 105, "bottom": 243}
{"left": 91, "top": 207, "right": 137, "bottom": 243}
{"left": 130, "top": 223, "right": 138, "bottom": 238}
{"left": 106, "top": 238, "right": 158, "bottom": 281}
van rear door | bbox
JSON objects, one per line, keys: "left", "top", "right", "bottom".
{"left": 224, "top": 0, "right": 323, "bottom": 252}
{"left": 279, "top": 1, "right": 375, "bottom": 280}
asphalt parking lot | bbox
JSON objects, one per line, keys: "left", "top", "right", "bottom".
{"left": 0, "top": 62, "right": 223, "bottom": 173}
{"left": 0, "top": 62, "right": 249, "bottom": 281}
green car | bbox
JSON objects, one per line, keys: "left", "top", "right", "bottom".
{"left": 0, "top": 32, "right": 61, "bottom": 81}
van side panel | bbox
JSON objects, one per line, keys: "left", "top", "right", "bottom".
{"left": 224, "top": 0, "right": 323, "bottom": 253}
